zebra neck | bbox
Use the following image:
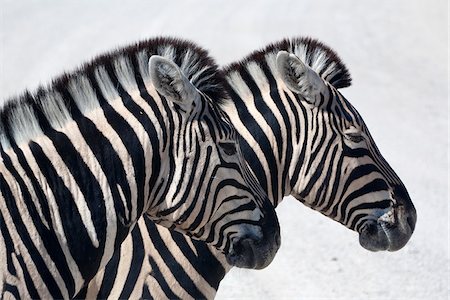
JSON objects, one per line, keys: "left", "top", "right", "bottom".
{"left": 224, "top": 94, "right": 289, "bottom": 206}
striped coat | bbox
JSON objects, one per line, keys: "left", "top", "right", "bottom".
{"left": 0, "top": 37, "right": 281, "bottom": 298}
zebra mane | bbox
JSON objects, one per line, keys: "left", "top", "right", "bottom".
{"left": 0, "top": 37, "right": 226, "bottom": 150}
{"left": 224, "top": 37, "right": 352, "bottom": 89}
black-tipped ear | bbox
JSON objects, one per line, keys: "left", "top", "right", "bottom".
{"left": 149, "top": 55, "right": 199, "bottom": 107}
{"left": 276, "top": 51, "right": 326, "bottom": 104}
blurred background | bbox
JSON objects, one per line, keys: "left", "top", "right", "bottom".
{"left": 0, "top": 0, "right": 447, "bottom": 299}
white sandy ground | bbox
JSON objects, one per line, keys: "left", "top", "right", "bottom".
{"left": 0, "top": 0, "right": 448, "bottom": 299}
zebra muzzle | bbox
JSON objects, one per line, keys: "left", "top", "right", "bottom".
{"left": 358, "top": 200, "right": 416, "bottom": 252}
{"left": 226, "top": 221, "right": 281, "bottom": 269}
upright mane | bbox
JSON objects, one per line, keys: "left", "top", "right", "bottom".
{"left": 0, "top": 37, "right": 226, "bottom": 150}
{"left": 224, "top": 37, "right": 352, "bottom": 89}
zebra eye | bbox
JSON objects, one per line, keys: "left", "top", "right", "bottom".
{"left": 346, "top": 133, "right": 364, "bottom": 143}
{"left": 219, "top": 142, "right": 237, "bottom": 156}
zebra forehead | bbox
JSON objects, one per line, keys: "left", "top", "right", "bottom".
{"left": 223, "top": 37, "right": 352, "bottom": 89}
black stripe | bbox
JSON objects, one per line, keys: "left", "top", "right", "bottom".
{"left": 15, "top": 250, "right": 40, "bottom": 299}
{"left": 118, "top": 223, "right": 146, "bottom": 299}
{"left": 289, "top": 98, "right": 308, "bottom": 187}
{"left": 203, "top": 114, "right": 217, "bottom": 144}
{"left": 340, "top": 164, "right": 382, "bottom": 204}
{"left": 95, "top": 247, "right": 121, "bottom": 299}
{"left": 2, "top": 283, "right": 20, "bottom": 299}
{"left": 0, "top": 199, "right": 17, "bottom": 277}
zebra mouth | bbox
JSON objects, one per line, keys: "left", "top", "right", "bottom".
{"left": 358, "top": 207, "right": 414, "bottom": 252}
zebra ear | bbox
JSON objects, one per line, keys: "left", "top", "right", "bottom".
{"left": 276, "top": 51, "right": 326, "bottom": 104}
{"left": 149, "top": 55, "right": 199, "bottom": 107}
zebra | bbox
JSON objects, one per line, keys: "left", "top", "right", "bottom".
{"left": 0, "top": 37, "right": 282, "bottom": 299}
{"left": 80, "top": 37, "right": 417, "bottom": 299}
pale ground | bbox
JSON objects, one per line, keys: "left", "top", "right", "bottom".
{"left": 0, "top": 0, "right": 448, "bottom": 299}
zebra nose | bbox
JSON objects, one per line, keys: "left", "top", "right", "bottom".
{"left": 227, "top": 234, "right": 274, "bottom": 269}
{"left": 226, "top": 222, "right": 280, "bottom": 269}
{"left": 359, "top": 185, "right": 416, "bottom": 252}
{"left": 227, "top": 236, "right": 258, "bottom": 268}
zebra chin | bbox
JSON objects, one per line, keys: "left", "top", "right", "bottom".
{"left": 358, "top": 201, "right": 417, "bottom": 252}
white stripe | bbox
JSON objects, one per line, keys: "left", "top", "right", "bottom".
{"left": 39, "top": 91, "right": 72, "bottom": 130}
{"left": 8, "top": 102, "right": 43, "bottom": 147}
{"left": 68, "top": 75, "right": 100, "bottom": 115}
{"left": 114, "top": 56, "right": 138, "bottom": 92}
{"left": 94, "top": 66, "right": 121, "bottom": 104}
{"left": 0, "top": 122, "right": 11, "bottom": 150}
{"left": 157, "top": 45, "right": 176, "bottom": 62}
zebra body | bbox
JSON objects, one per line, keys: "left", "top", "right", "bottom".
{"left": 0, "top": 38, "right": 281, "bottom": 298}
{"left": 83, "top": 37, "right": 417, "bottom": 299}
{"left": 79, "top": 218, "right": 227, "bottom": 299}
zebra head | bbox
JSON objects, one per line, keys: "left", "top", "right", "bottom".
{"left": 275, "top": 49, "right": 416, "bottom": 252}
{"left": 147, "top": 55, "right": 280, "bottom": 269}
